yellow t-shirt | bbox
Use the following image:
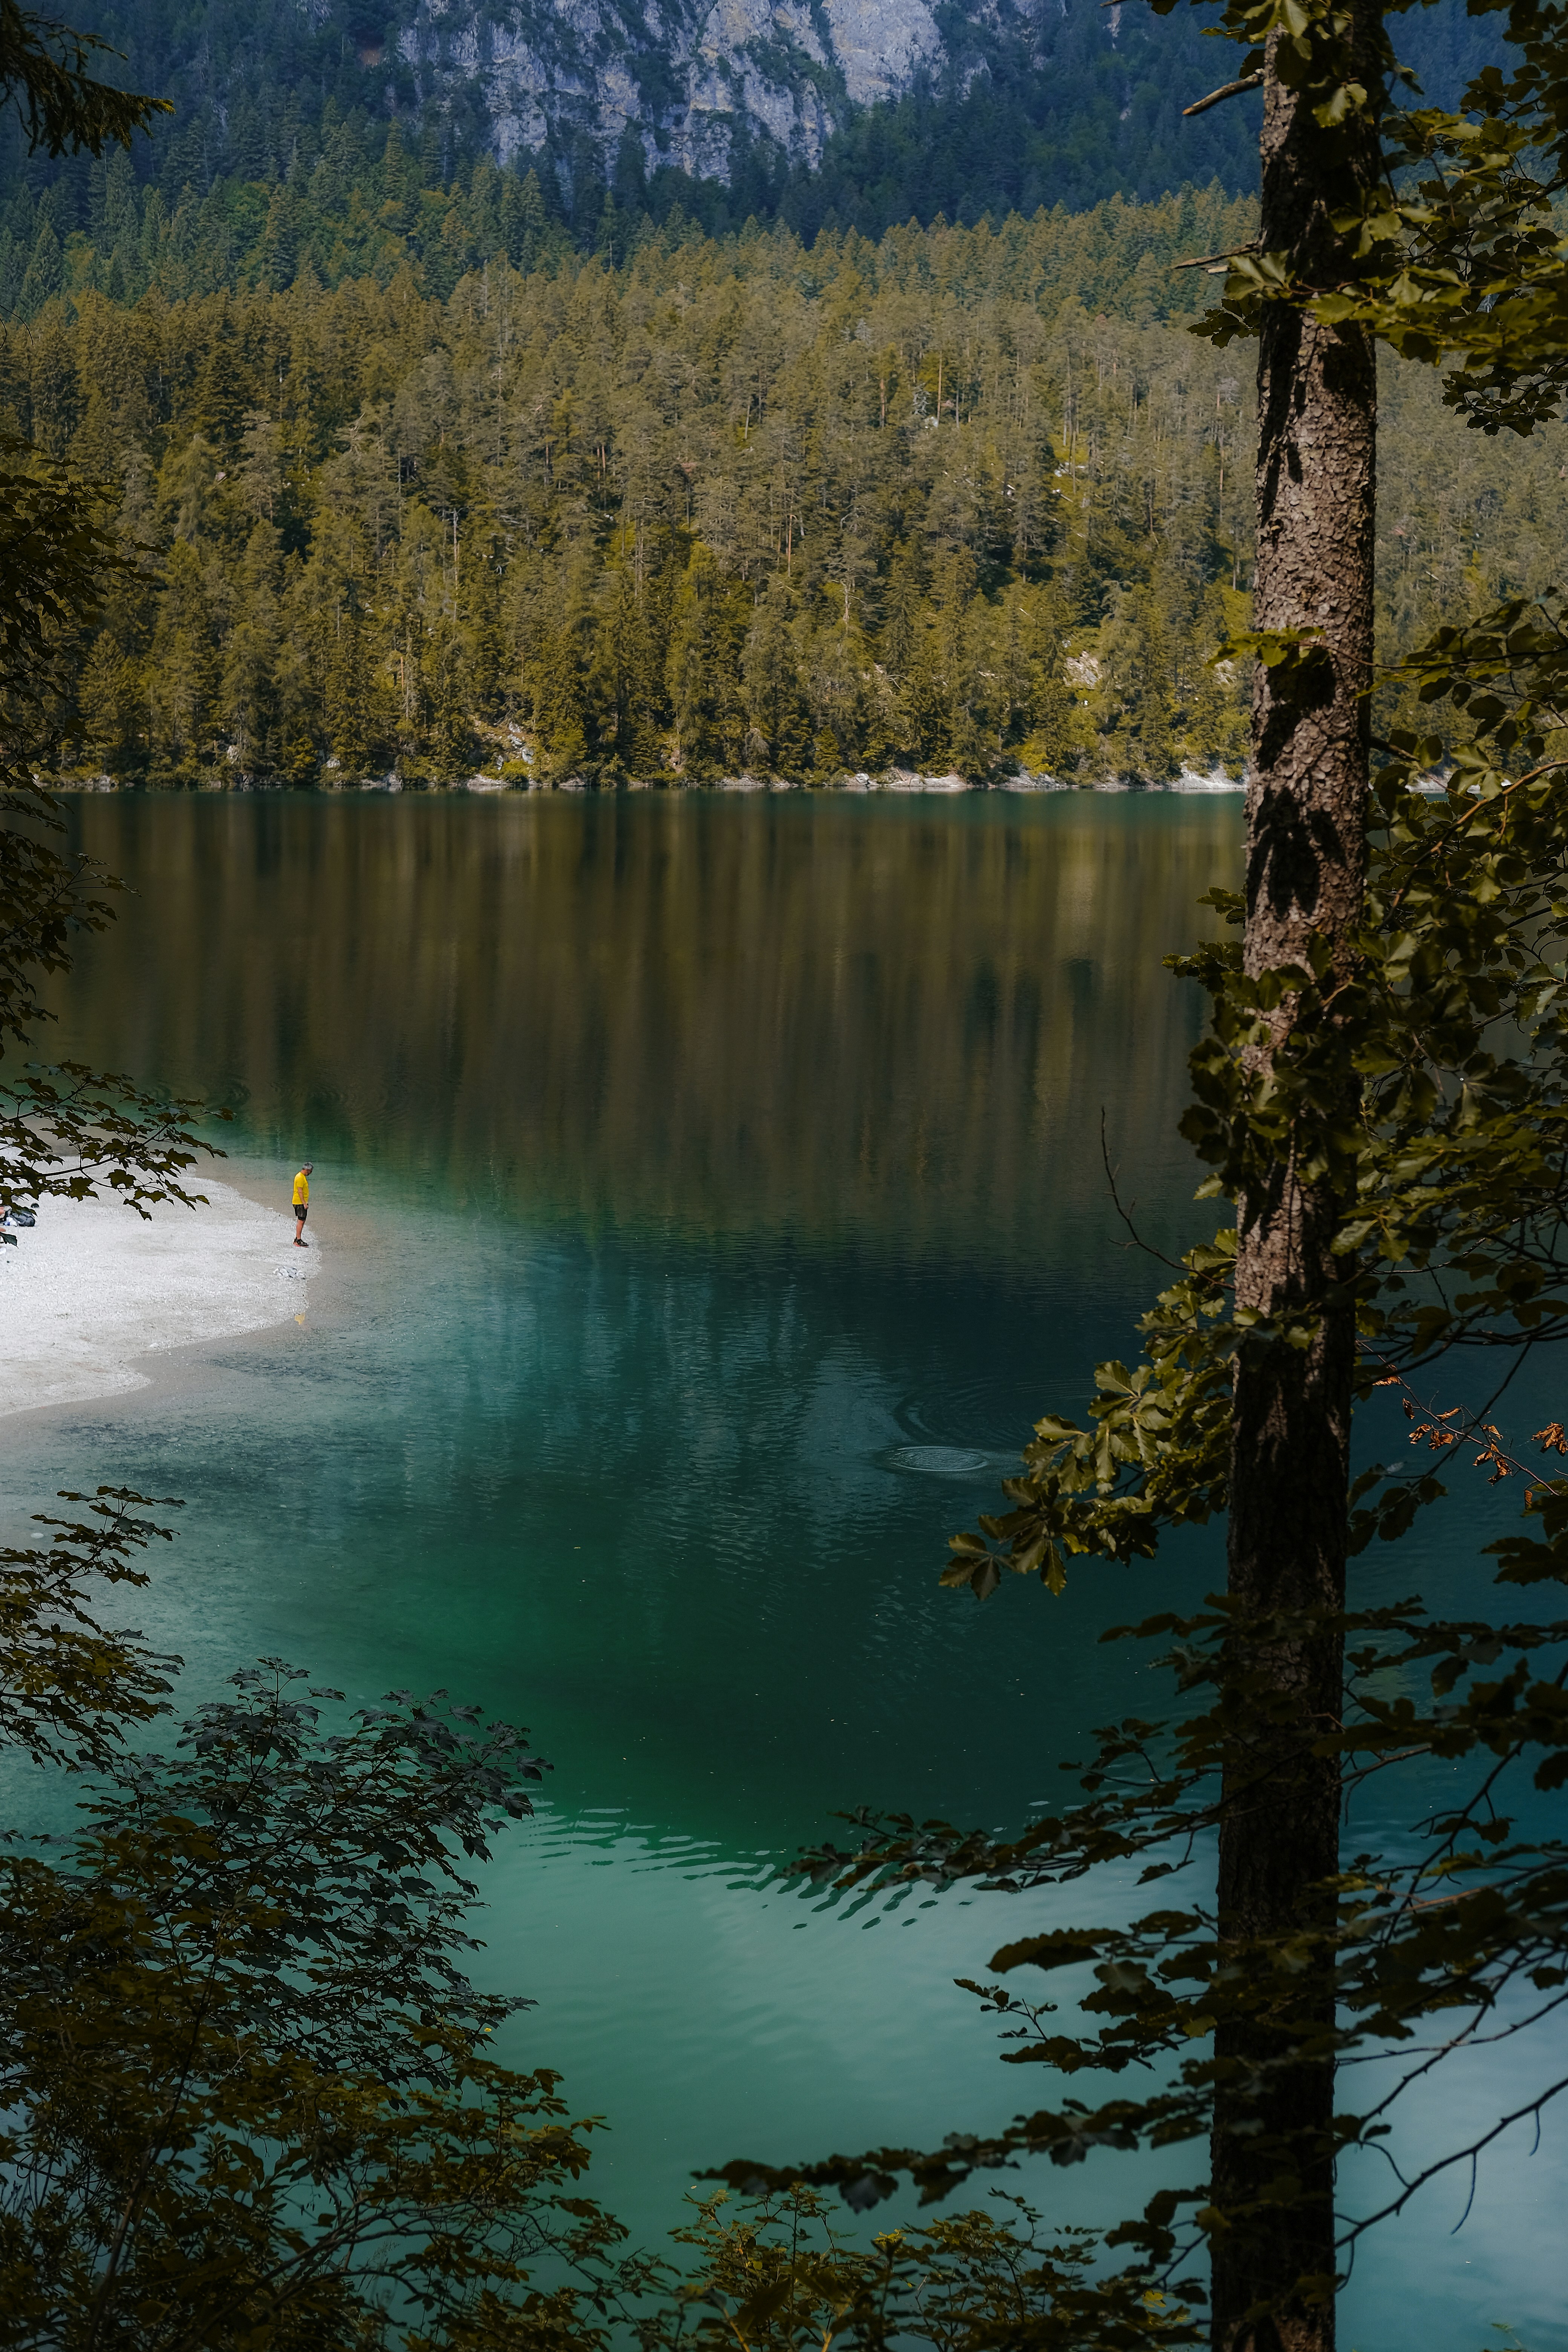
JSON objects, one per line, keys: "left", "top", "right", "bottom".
{"left": 292, "top": 1170, "right": 309, "bottom": 1206}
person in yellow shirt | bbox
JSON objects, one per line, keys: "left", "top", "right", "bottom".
{"left": 292, "top": 1162, "right": 313, "bottom": 1247}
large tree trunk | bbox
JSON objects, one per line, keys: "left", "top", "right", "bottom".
{"left": 1209, "top": 21, "right": 1379, "bottom": 2351}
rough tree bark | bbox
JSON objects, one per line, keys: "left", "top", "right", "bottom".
{"left": 1210, "top": 17, "right": 1380, "bottom": 2351}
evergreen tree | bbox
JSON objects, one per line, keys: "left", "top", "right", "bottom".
{"left": 258, "top": 179, "right": 299, "bottom": 286}
{"left": 190, "top": 303, "right": 248, "bottom": 452}
{"left": 666, "top": 544, "right": 741, "bottom": 779}
{"left": 14, "top": 217, "right": 60, "bottom": 317}
{"left": 741, "top": 577, "right": 810, "bottom": 774}
{"left": 500, "top": 166, "right": 548, "bottom": 270}
{"left": 594, "top": 558, "right": 665, "bottom": 778}
{"left": 527, "top": 552, "right": 595, "bottom": 779}
{"left": 146, "top": 536, "right": 217, "bottom": 773}
{"left": 75, "top": 627, "right": 136, "bottom": 772}
{"left": 215, "top": 522, "right": 282, "bottom": 772}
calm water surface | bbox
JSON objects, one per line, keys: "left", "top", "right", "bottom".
{"left": 10, "top": 792, "right": 1565, "bottom": 2346}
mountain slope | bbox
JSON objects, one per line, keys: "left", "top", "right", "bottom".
{"left": 0, "top": 0, "right": 1510, "bottom": 262}
{"left": 10, "top": 0, "right": 1262, "bottom": 212}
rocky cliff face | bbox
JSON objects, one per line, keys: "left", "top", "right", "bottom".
{"left": 37, "top": 0, "right": 1496, "bottom": 236}
{"left": 383, "top": 0, "right": 1022, "bottom": 182}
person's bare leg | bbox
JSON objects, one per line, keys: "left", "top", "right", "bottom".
{"left": 294, "top": 1215, "right": 308, "bottom": 1247}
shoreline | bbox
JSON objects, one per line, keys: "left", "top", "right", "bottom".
{"left": 0, "top": 1171, "right": 324, "bottom": 1423}
{"left": 52, "top": 767, "right": 1247, "bottom": 799}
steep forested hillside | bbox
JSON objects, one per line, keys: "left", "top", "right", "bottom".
{"left": 5, "top": 196, "right": 1562, "bottom": 790}
{"left": 2, "top": 0, "right": 1507, "bottom": 287}
{"left": 0, "top": 0, "right": 1262, "bottom": 238}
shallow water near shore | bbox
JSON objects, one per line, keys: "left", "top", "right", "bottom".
{"left": 9, "top": 791, "right": 1567, "bottom": 2345}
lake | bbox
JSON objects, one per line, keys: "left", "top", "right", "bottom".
{"left": 9, "top": 789, "right": 1565, "bottom": 2347}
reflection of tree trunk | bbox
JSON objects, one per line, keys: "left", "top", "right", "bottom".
{"left": 1211, "top": 16, "right": 1378, "bottom": 2351}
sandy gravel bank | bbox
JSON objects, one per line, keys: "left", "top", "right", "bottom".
{"left": 0, "top": 1181, "right": 317, "bottom": 1418}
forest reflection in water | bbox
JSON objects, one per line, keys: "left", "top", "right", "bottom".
{"left": 62, "top": 789, "right": 1240, "bottom": 1272}
{"left": 44, "top": 786, "right": 1245, "bottom": 1852}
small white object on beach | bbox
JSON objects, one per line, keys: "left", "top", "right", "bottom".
{"left": 0, "top": 1179, "right": 315, "bottom": 1419}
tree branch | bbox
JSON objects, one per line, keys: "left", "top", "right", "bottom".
{"left": 1183, "top": 73, "right": 1263, "bottom": 117}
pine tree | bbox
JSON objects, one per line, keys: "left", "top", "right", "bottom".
{"left": 66, "top": 386, "right": 118, "bottom": 481}
{"left": 75, "top": 630, "right": 137, "bottom": 775}
{"left": 501, "top": 168, "right": 548, "bottom": 271}
{"left": 594, "top": 190, "right": 622, "bottom": 269}
{"left": 379, "top": 125, "right": 414, "bottom": 237}
{"left": 324, "top": 605, "right": 374, "bottom": 775}
{"left": 15, "top": 220, "right": 62, "bottom": 320}
{"left": 146, "top": 537, "right": 217, "bottom": 775}
{"left": 667, "top": 545, "right": 744, "bottom": 779}
{"left": 190, "top": 305, "right": 248, "bottom": 453}
{"left": 259, "top": 182, "right": 299, "bottom": 288}
{"left": 523, "top": 552, "right": 596, "bottom": 779}
{"left": 593, "top": 560, "right": 664, "bottom": 778}
{"left": 741, "top": 577, "right": 810, "bottom": 775}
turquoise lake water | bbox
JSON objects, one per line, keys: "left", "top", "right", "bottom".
{"left": 9, "top": 790, "right": 1566, "bottom": 2346}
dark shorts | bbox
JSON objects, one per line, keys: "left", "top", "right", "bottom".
{"left": 293, "top": 1201, "right": 308, "bottom": 1221}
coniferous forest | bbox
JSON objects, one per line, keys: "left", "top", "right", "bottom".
{"left": 6, "top": 175, "right": 1565, "bottom": 790}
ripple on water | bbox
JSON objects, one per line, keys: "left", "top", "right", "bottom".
{"left": 881, "top": 1443, "right": 1002, "bottom": 1479}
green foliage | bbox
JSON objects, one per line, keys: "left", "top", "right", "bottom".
{"left": 0, "top": 38, "right": 219, "bottom": 1219}
{"left": 0, "top": 435, "right": 217, "bottom": 1214}
{"left": 0, "top": 1620, "right": 652, "bottom": 2343}
{"left": 639, "top": 2185, "right": 1189, "bottom": 2352}
{"left": 8, "top": 194, "right": 1562, "bottom": 792}
{"left": 0, "top": 151, "right": 1265, "bottom": 323}
{"left": 668, "top": 545, "right": 746, "bottom": 780}
{"left": 0, "top": 1488, "right": 1216, "bottom": 2343}
{"left": 0, "top": 2, "right": 167, "bottom": 160}
{"left": 1186, "top": 0, "right": 1568, "bottom": 439}
{"left": 0, "top": 199, "right": 1278, "bottom": 787}
{"left": 0, "top": 1487, "right": 177, "bottom": 1769}
{"left": 0, "top": 1477, "right": 643, "bottom": 2339}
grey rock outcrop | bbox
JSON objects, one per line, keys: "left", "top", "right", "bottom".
{"left": 390, "top": 0, "right": 977, "bottom": 182}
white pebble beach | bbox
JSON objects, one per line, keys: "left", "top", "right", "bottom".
{"left": 0, "top": 1179, "right": 317, "bottom": 1418}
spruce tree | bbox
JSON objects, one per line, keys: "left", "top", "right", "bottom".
{"left": 741, "top": 577, "right": 810, "bottom": 775}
